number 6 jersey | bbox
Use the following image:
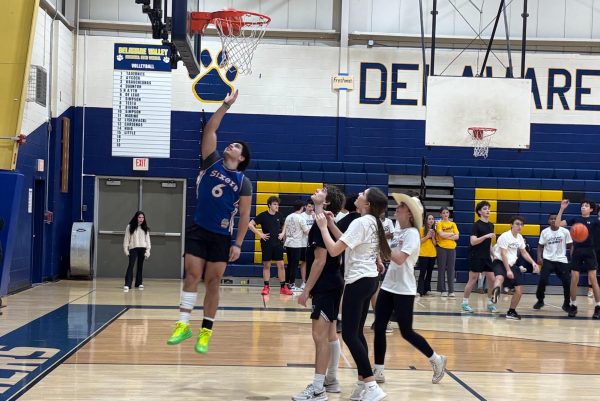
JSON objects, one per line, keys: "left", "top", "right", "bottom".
{"left": 194, "top": 151, "right": 252, "bottom": 236}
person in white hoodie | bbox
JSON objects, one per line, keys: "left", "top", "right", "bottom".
{"left": 123, "top": 211, "right": 151, "bottom": 292}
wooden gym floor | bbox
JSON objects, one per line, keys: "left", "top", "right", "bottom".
{"left": 1, "top": 278, "right": 599, "bottom": 400}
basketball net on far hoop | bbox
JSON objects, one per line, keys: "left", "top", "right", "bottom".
{"left": 468, "top": 127, "right": 496, "bottom": 158}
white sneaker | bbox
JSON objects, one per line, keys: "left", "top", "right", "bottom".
{"left": 323, "top": 377, "right": 340, "bottom": 393}
{"left": 448, "top": 292, "right": 456, "bottom": 298}
{"left": 430, "top": 355, "right": 448, "bottom": 384}
{"left": 138, "top": 284, "right": 144, "bottom": 290}
{"left": 123, "top": 286, "right": 129, "bottom": 292}
{"left": 385, "top": 321, "right": 393, "bottom": 333}
{"left": 292, "top": 285, "right": 303, "bottom": 293}
{"left": 349, "top": 382, "right": 365, "bottom": 401}
{"left": 588, "top": 288, "right": 594, "bottom": 298}
{"left": 300, "top": 282, "right": 306, "bottom": 290}
{"left": 441, "top": 292, "right": 448, "bottom": 297}
{"left": 292, "top": 384, "right": 327, "bottom": 401}
{"left": 361, "top": 383, "right": 387, "bottom": 401}
{"left": 374, "top": 368, "right": 385, "bottom": 383}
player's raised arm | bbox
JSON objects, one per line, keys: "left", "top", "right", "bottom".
{"left": 201, "top": 90, "right": 239, "bottom": 159}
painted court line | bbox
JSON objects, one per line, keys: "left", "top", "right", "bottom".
{"left": 446, "top": 370, "right": 487, "bottom": 401}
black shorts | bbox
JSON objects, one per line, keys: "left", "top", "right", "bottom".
{"left": 571, "top": 248, "right": 598, "bottom": 272}
{"left": 492, "top": 260, "right": 523, "bottom": 287}
{"left": 469, "top": 256, "right": 494, "bottom": 273}
{"left": 261, "top": 242, "right": 284, "bottom": 262}
{"left": 184, "top": 224, "right": 231, "bottom": 263}
{"left": 311, "top": 288, "right": 343, "bottom": 322}
{"left": 300, "top": 246, "right": 308, "bottom": 262}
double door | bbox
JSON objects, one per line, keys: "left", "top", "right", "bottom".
{"left": 96, "top": 178, "right": 185, "bottom": 279}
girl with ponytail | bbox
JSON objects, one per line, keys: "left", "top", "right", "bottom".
{"left": 314, "top": 187, "right": 390, "bottom": 401}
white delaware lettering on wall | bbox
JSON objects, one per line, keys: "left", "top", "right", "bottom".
{"left": 112, "top": 44, "right": 172, "bottom": 158}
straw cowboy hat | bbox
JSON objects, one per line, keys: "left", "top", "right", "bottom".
{"left": 391, "top": 193, "right": 424, "bottom": 230}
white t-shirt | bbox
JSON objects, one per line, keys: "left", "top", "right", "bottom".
{"left": 340, "top": 214, "right": 379, "bottom": 284}
{"left": 334, "top": 210, "right": 349, "bottom": 223}
{"left": 284, "top": 213, "right": 308, "bottom": 248}
{"left": 492, "top": 231, "right": 526, "bottom": 267}
{"left": 381, "top": 217, "right": 395, "bottom": 247}
{"left": 300, "top": 211, "right": 315, "bottom": 247}
{"left": 539, "top": 227, "right": 572, "bottom": 263}
{"left": 381, "top": 227, "right": 420, "bottom": 295}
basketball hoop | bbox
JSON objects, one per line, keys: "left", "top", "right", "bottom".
{"left": 467, "top": 127, "right": 496, "bottom": 158}
{"left": 191, "top": 9, "right": 271, "bottom": 75}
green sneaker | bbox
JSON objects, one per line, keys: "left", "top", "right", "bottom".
{"left": 195, "top": 327, "right": 213, "bottom": 354}
{"left": 167, "top": 322, "right": 192, "bottom": 345}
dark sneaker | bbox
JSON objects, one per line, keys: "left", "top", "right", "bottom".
{"left": 568, "top": 305, "right": 578, "bottom": 318}
{"left": 561, "top": 303, "right": 570, "bottom": 313}
{"left": 533, "top": 301, "right": 544, "bottom": 310}
{"left": 506, "top": 310, "right": 522, "bottom": 320}
{"left": 491, "top": 287, "right": 501, "bottom": 304}
{"left": 593, "top": 306, "right": 600, "bottom": 320}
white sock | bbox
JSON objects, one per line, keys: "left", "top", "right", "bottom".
{"left": 374, "top": 364, "right": 384, "bottom": 371}
{"left": 462, "top": 298, "right": 469, "bottom": 304}
{"left": 365, "top": 381, "right": 378, "bottom": 389}
{"left": 313, "top": 373, "right": 325, "bottom": 391}
{"left": 596, "top": 302, "right": 600, "bottom": 307}
{"left": 178, "top": 291, "right": 197, "bottom": 324}
{"left": 428, "top": 352, "right": 440, "bottom": 362}
{"left": 326, "top": 339, "right": 340, "bottom": 381}
{"left": 570, "top": 300, "right": 577, "bottom": 306}
{"left": 337, "top": 313, "right": 342, "bottom": 320}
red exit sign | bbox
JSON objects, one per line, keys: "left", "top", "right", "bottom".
{"left": 133, "top": 158, "right": 149, "bottom": 171}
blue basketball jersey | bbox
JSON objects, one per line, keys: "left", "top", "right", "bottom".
{"left": 194, "top": 158, "right": 245, "bottom": 236}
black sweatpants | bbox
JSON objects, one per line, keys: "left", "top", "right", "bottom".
{"left": 125, "top": 247, "right": 146, "bottom": 288}
{"left": 536, "top": 259, "right": 570, "bottom": 305}
{"left": 285, "top": 247, "right": 303, "bottom": 285}
{"left": 374, "top": 289, "right": 434, "bottom": 365}
{"left": 341, "top": 276, "right": 379, "bottom": 378}
{"left": 417, "top": 256, "right": 436, "bottom": 295}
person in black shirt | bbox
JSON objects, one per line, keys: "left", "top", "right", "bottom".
{"left": 557, "top": 199, "right": 600, "bottom": 319}
{"left": 332, "top": 194, "right": 360, "bottom": 333}
{"left": 293, "top": 185, "right": 345, "bottom": 400}
{"left": 461, "top": 201, "right": 497, "bottom": 314}
{"left": 249, "top": 196, "right": 292, "bottom": 296}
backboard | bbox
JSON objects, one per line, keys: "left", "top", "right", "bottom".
{"left": 425, "top": 76, "right": 531, "bottom": 151}
{"left": 171, "top": 0, "right": 201, "bottom": 77}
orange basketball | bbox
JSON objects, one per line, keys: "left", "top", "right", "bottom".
{"left": 570, "top": 223, "right": 589, "bottom": 243}
{"left": 219, "top": 16, "right": 243, "bottom": 36}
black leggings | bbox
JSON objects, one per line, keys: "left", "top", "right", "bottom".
{"left": 125, "top": 247, "right": 146, "bottom": 287}
{"left": 374, "top": 289, "right": 434, "bottom": 365}
{"left": 417, "top": 256, "right": 436, "bottom": 295}
{"left": 342, "top": 276, "right": 379, "bottom": 378}
{"left": 285, "top": 247, "right": 302, "bottom": 285}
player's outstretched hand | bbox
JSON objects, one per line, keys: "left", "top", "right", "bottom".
{"left": 229, "top": 245, "right": 241, "bottom": 262}
{"left": 560, "top": 199, "right": 569, "bottom": 209}
{"left": 224, "top": 89, "right": 239, "bottom": 106}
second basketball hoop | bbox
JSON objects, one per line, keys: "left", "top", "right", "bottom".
{"left": 467, "top": 127, "right": 496, "bottom": 158}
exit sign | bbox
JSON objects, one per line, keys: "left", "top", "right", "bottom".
{"left": 133, "top": 158, "right": 149, "bottom": 171}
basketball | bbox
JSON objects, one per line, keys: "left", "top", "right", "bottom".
{"left": 219, "top": 16, "right": 243, "bottom": 36}
{"left": 570, "top": 223, "right": 589, "bottom": 242}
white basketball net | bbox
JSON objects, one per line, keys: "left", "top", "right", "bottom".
{"left": 468, "top": 128, "right": 496, "bottom": 159}
{"left": 213, "top": 13, "right": 269, "bottom": 75}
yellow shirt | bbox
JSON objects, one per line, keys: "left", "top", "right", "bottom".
{"left": 436, "top": 220, "right": 459, "bottom": 250}
{"left": 419, "top": 226, "right": 437, "bottom": 257}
